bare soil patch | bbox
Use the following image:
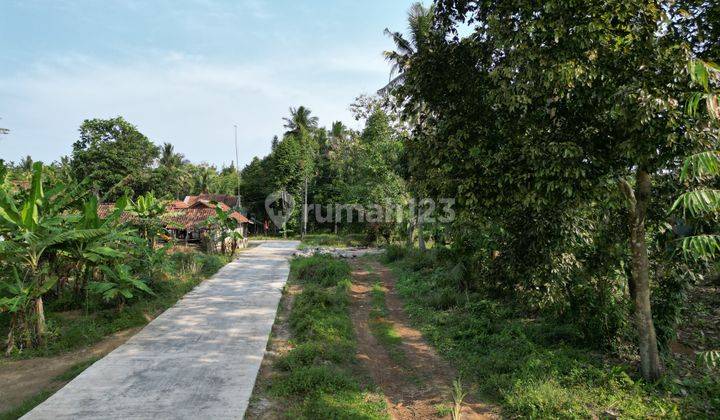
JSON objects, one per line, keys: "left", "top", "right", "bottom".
{"left": 0, "top": 327, "right": 140, "bottom": 413}
{"left": 350, "top": 259, "right": 500, "bottom": 420}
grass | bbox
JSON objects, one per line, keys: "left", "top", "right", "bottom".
{"left": 368, "top": 281, "right": 405, "bottom": 364}
{"left": 269, "top": 255, "right": 388, "bottom": 419}
{"left": 53, "top": 357, "right": 100, "bottom": 381}
{"left": 386, "top": 249, "right": 702, "bottom": 419}
{"left": 2, "top": 251, "right": 229, "bottom": 359}
{"left": 298, "top": 233, "right": 366, "bottom": 250}
{"left": 0, "top": 390, "right": 54, "bottom": 420}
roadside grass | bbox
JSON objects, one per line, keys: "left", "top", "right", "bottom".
{"left": 368, "top": 281, "right": 405, "bottom": 364}
{"left": 52, "top": 357, "right": 100, "bottom": 382}
{"left": 0, "top": 390, "right": 54, "bottom": 420}
{"left": 1, "top": 251, "right": 229, "bottom": 359}
{"left": 298, "top": 233, "right": 365, "bottom": 250}
{"left": 386, "top": 248, "right": 698, "bottom": 418}
{"left": 269, "top": 255, "right": 388, "bottom": 419}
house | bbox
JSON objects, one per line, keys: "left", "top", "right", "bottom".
{"left": 97, "top": 198, "right": 252, "bottom": 246}
{"left": 166, "top": 199, "right": 251, "bottom": 244}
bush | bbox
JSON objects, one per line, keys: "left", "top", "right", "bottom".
{"left": 293, "top": 255, "right": 351, "bottom": 287}
{"left": 383, "top": 244, "right": 407, "bottom": 263}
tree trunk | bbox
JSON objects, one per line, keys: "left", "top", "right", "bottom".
{"left": 620, "top": 169, "right": 663, "bottom": 381}
{"left": 417, "top": 212, "right": 426, "bottom": 252}
{"left": 406, "top": 218, "right": 415, "bottom": 248}
{"left": 35, "top": 297, "right": 46, "bottom": 345}
{"left": 5, "top": 314, "right": 16, "bottom": 356}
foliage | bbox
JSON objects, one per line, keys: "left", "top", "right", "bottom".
{"left": 70, "top": 117, "right": 159, "bottom": 200}
{"left": 88, "top": 264, "right": 154, "bottom": 307}
{"left": 388, "top": 253, "right": 696, "bottom": 417}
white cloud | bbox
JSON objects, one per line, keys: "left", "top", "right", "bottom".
{"left": 0, "top": 50, "right": 388, "bottom": 167}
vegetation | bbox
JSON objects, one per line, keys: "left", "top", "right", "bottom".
{"left": 0, "top": 160, "right": 230, "bottom": 357}
{"left": 388, "top": 249, "right": 714, "bottom": 417}
{"left": 269, "top": 256, "right": 388, "bottom": 419}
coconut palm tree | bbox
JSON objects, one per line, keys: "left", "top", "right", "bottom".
{"left": 380, "top": 2, "right": 435, "bottom": 94}
{"left": 283, "top": 106, "right": 319, "bottom": 135}
{"left": 159, "top": 142, "right": 185, "bottom": 168}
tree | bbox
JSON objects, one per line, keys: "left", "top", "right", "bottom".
{"left": 71, "top": 117, "right": 159, "bottom": 200}
{"left": 283, "top": 106, "right": 319, "bottom": 135}
{"left": 159, "top": 142, "right": 185, "bottom": 168}
{"left": 381, "top": 2, "right": 435, "bottom": 93}
{"left": 396, "top": 0, "right": 712, "bottom": 380}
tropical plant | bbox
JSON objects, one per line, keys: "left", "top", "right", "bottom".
{"left": 159, "top": 142, "right": 185, "bottom": 168}
{"left": 71, "top": 117, "right": 159, "bottom": 200}
{"left": 88, "top": 264, "right": 154, "bottom": 310}
{"left": 127, "top": 192, "right": 166, "bottom": 247}
{"left": 210, "top": 204, "right": 240, "bottom": 256}
{"left": 381, "top": 2, "right": 435, "bottom": 92}
{"left": 0, "top": 162, "right": 106, "bottom": 351}
{"left": 283, "top": 106, "right": 319, "bottom": 135}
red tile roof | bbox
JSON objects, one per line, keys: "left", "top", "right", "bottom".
{"left": 183, "top": 194, "right": 238, "bottom": 208}
{"left": 97, "top": 200, "right": 250, "bottom": 229}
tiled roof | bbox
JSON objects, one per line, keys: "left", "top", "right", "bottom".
{"left": 183, "top": 194, "right": 238, "bottom": 208}
{"left": 97, "top": 200, "right": 250, "bottom": 229}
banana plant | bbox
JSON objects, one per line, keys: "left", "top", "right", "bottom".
{"left": 88, "top": 264, "right": 154, "bottom": 310}
{"left": 0, "top": 162, "right": 106, "bottom": 350}
{"left": 211, "top": 204, "right": 239, "bottom": 256}
{"left": 64, "top": 195, "right": 138, "bottom": 300}
{"left": 127, "top": 192, "right": 167, "bottom": 247}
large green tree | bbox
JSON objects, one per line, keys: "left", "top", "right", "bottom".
{"left": 396, "top": 0, "right": 713, "bottom": 381}
{"left": 71, "top": 117, "right": 159, "bottom": 200}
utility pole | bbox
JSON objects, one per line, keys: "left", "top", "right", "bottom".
{"left": 234, "top": 124, "right": 241, "bottom": 210}
{"left": 302, "top": 176, "right": 308, "bottom": 239}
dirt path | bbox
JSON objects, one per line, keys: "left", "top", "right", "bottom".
{"left": 0, "top": 327, "right": 140, "bottom": 413}
{"left": 350, "top": 260, "right": 500, "bottom": 420}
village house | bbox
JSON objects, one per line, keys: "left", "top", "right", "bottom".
{"left": 98, "top": 194, "right": 252, "bottom": 247}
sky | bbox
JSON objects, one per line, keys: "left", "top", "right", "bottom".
{"left": 0, "top": 0, "right": 419, "bottom": 169}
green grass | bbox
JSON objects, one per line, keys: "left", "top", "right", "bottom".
{"left": 2, "top": 251, "right": 229, "bottom": 359}
{"left": 368, "top": 282, "right": 404, "bottom": 364}
{"left": 387, "top": 252, "right": 696, "bottom": 419}
{"left": 0, "top": 390, "right": 54, "bottom": 420}
{"left": 53, "top": 357, "right": 100, "bottom": 381}
{"left": 269, "top": 255, "right": 388, "bottom": 419}
{"left": 298, "top": 233, "right": 366, "bottom": 250}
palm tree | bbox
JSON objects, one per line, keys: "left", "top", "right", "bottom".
{"left": 159, "top": 143, "right": 184, "bottom": 167}
{"left": 327, "top": 121, "right": 349, "bottom": 153}
{"left": 380, "top": 2, "right": 435, "bottom": 94}
{"left": 283, "top": 106, "right": 319, "bottom": 135}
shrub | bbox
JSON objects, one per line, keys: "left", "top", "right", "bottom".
{"left": 293, "top": 256, "right": 351, "bottom": 287}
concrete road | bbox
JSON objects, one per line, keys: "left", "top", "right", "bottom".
{"left": 24, "top": 241, "right": 299, "bottom": 420}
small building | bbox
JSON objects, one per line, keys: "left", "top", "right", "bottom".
{"left": 166, "top": 199, "right": 251, "bottom": 244}
{"left": 98, "top": 198, "right": 252, "bottom": 246}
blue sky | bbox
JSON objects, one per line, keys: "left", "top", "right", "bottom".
{"left": 0, "top": 0, "right": 419, "bottom": 168}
